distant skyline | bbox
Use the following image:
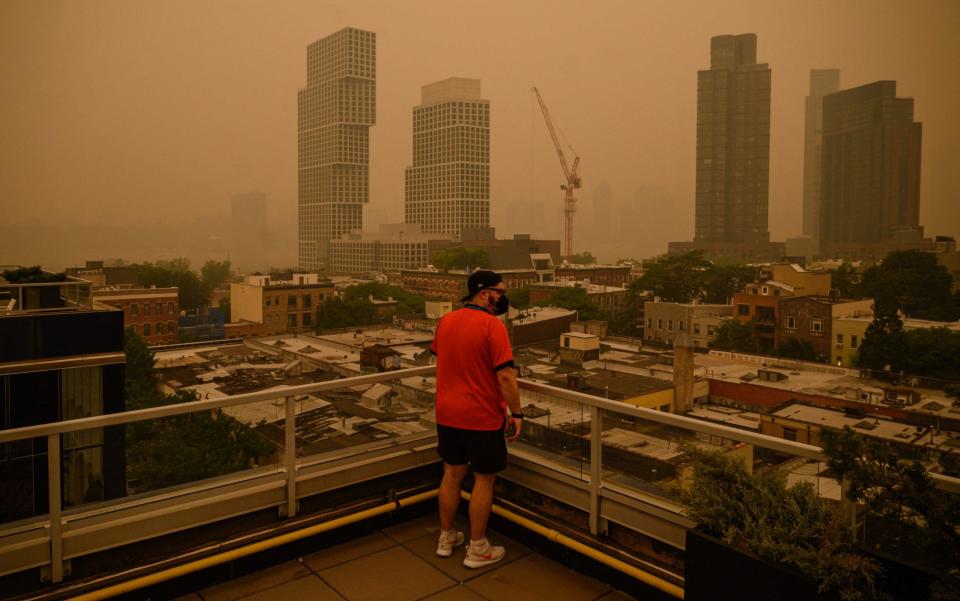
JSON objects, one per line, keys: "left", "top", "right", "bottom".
{"left": 1, "top": 0, "right": 958, "bottom": 264}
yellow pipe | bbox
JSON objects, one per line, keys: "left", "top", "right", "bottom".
{"left": 71, "top": 489, "right": 439, "bottom": 601}
{"left": 460, "top": 491, "right": 684, "bottom": 599}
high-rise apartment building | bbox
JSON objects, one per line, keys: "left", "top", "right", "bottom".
{"left": 297, "top": 28, "right": 376, "bottom": 271}
{"left": 405, "top": 78, "right": 490, "bottom": 240}
{"left": 694, "top": 34, "right": 771, "bottom": 244}
{"left": 801, "top": 70, "right": 840, "bottom": 241}
{"left": 231, "top": 191, "right": 268, "bottom": 273}
{"left": 820, "top": 81, "right": 923, "bottom": 259}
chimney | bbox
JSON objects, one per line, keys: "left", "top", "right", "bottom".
{"left": 672, "top": 333, "right": 695, "bottom": 414}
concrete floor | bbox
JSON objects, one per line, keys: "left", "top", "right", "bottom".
{"left": 172, "top": 514, "right": 636, "bottom": 601}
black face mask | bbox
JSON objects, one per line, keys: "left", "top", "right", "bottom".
{"left": 490, "top": 293, "right": 509, "bottom": 316}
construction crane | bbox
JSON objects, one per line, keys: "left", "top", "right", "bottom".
{"left": 532, "top": 86, "right": 581, "bottom": 263}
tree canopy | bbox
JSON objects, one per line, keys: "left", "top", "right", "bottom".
{"left": 136, "top": 259, "right": 211, "bottom": 311}
{"left": 858, "top": 250, "right": 958, "bottom": 320}
{"left": 776, "top": 337, "right": 819, "bottom": 362}
{"left": 314, "top": 297, "right": 379, "bottom": 330}
{"left": 829, "top": 262, "right": 859, "bottom": 298}
{"left": 201, "top": 260, "right": 232, "bottom": 290}
{"left": 569, "top": 251, "right": 597, "bottom": 265}
{"left": 342, "top": 282, "right": 427, "bottom": 315}
{"left": 709, "top": 319, "right": 758, "bottom": 353}
{"left": 546, "top": 287, "right": 606, "bottom": 321}
{"left": 635, "top": 251, "right": 754, "bottom": 304}
{"left": 431, "top": 247, "right": 489, "bottom": 272}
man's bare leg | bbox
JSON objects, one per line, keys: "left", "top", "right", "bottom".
{"left": 469, "top": 472, "right": 496, "bottom": 541}
{"left": 439, "top": 463, "right": 468, "bottom": 530}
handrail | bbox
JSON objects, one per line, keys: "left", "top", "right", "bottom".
{"left": 0, "top": 365, "right": 436, "bottom": 443}
{"left": 2, "top": 366, "right": 958, "bottom": 493}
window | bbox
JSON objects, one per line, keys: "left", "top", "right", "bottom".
{"left": 274, "top": 295, "right": 280, "bottom": 305}
{"left": 694, "top": 323, "right": 701, "bottom": 335}
{"left": 287, "top": 313, "right": 298, "bottom": 328}
{"left": 784, "top": 316, "right": 797, "bottom": 330}
{"left": 563, "top": 336, "right": 570, "bottom": 348}
{"left": 265, "top": 297, "right": 271, "bottom": 307}
{"left": 707, "top": 325, "right": 716, "bottom": 336}
{"left": 851, "top": 335, "right": 858, "bottom": 349}
{"left": 302, "top": 313, "right": 312, "bottom": 327}
{"left": 156, "top": 303, "right": 162, "bottom": 315}
{"left": 303, "top": 295, "right": 312, "bottom": 309}
{"left": 143, "top": 303, "right": 150, "bottom": 316}
{"left": 143, "top": 323, "right": 151, "bottom": 336}
{"left": 737, "top": 304, "right": 750, "bottom": 316}
{"left": 131, "top": 304, "right": 138, "bottom": 317}
{"left": 668, "top": 319, "right": 673, "bottom": 332}
{"left": 761, "top": 286, "right": 768, "bottom": 295}
{"left": 156, "top": 322, "right": 163, "bottom": 337}
{"left": 657, "top": 318, "right": 663, "bottom": 330}
{"left": 810, "top": 319, "right": 824, "bottom": 333}
{"left": 647, "top": 318, "right": 652, "bottom": 329}
{"left": 167, "top": 302, "right": 175, "bottom": 315}
{"left": 782, "top": 427, "right": 797, "bottom": 442}
{"left": 679, "top": 321, "right": 685, "bottom": 331}
{"left": 836, "top": 333, "right": 844, "bottom": 346}
{"left": 288, "top": 295, "right": 297, "bottom": 307}
{"left": 168, "top": 322, "right": 176, "bottom": 334}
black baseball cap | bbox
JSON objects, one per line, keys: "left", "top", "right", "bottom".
{"left": 461, "top": 270, "right": 503, "bottom": 303}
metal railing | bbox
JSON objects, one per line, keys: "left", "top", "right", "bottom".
{"left": 1, "top": 364, "right": 958, "bottom": 586}
{"left": 0, "top": 278, "right": 94, "bottom": 314}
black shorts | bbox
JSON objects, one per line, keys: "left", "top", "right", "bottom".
{"left": 436, "top": 422, "right": 507, "bottom": 474}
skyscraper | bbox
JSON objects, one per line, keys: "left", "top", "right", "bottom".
{"left": 297, "top": 28, "right": 376, "bottom": 271}
{"left": 801, "top": 69, "right": 840, "bottom": 241}
{"left": 820, "top": 81, "right": 923, "bottom": 259}
{"left": 405, "top": 78, "right": 490, "bottom": 240}
{"left": 694, "top": 34, "right": 771, "bottom": 245}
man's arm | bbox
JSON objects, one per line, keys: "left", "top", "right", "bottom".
{"left": 497, "top": 367, "right": 522, "bottom": 441}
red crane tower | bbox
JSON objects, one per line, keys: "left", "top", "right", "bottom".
{"left": 532, "top": 86, "right": 581, "bottom": 262}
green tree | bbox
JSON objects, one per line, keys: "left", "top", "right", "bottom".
{"left": 510, "top": 286, "right": 530, "bottom": 309}
{"left": 431, "top": 247, "right": 489, "bottom": 272}
{"left": 709, "top": 319, "right": 758, "bottom": 353}
{"left": 314, "top": 297, "right": 379, "bottom": 330}
{"left": 123, "top": 329, "right": 273, "bottom": 492}
{"left": 902, "top": 327, "right": 960, "bottom": 381}
{"left": 858, "top": 250, "right": 957, "bottom": 320}
{"left": 776, "top": 337, "right": 818, "bottom": 362}
{"left": 856, "top": 310, "right": 908, "bottom": 373}
{"left": 218, "top": 297, "right": 231, "bottom": 322}
{"left": 702, "top": 264, "right": 756, "bottom": 304}
{"left": 569, "top": 251, "right": 597, "bottom": 265}
{"left": 1, "top": 265, "right": 66, "bottom": 283}
{"left": 829, "top": 262, "right": 859, "bottom": 298}
{"left": 137, "top": 262, "right": 211, "bottom": 311}
{"left": 636, "top": 251, "right": 712, "bottom": 302}
{"left": 546, "top": 287, "right": 606, "bottom": 321}
{"left": 201, "top": 260, "right": 232, "bottom": 290}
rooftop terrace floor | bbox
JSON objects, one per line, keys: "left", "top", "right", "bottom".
{"left": 171, "top": 514, "right": 635, "bottom": 601}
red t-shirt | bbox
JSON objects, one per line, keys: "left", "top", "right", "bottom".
{"left": 431, "top": 305, "right": 514, "bottom": 431}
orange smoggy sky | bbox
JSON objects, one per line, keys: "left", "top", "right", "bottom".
{"left": 1, "top": 0, "right": 958, "bottom": 263}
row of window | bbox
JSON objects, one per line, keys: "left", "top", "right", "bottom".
{"left": 127, "top": 301, "right": 176, "bottom": 317}
{"left": 646, "top": 317, "right": 717, "bottom": 336}
{"left": 783, "top": 315, "right": 824, "bottom": 333}
{"left": 264, "top": 294, "right": 315, "bottom": 308}
{"left": 130, "top": 321, "right": 177, "bottom": 337}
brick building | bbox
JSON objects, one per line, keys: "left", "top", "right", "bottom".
{"left": 529, "top": 281, "right": 628, "bottom": 314}
{"left": 643, "top": 301, "right": 733, "bottom": 348}
{"left": 732, "top": 280, "right": 797, "bottom": 353}
{"left": 777, "top": 296, "right": 873, "bottom": 362}
{"left": 398, "top": 269, "right": 537, "bottom": 303}
{"left": 92, "top": 287, "right": 180, "bottom": 344}
{"left": 230, "top": 273, "right": 335, "bottom": 336}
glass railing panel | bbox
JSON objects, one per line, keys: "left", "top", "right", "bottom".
{"left": 513, "top": 392, "right": 590, "bottom": 481}
{"left": 122, "top": 404, "right": 280, "bottom": 498}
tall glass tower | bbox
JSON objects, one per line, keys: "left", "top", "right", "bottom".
{"left": 297, "top": 28, "right": 376, "bottom": 271}
{"left": 694, "top": 34, "right": 771, "bottom": 244}
{"left": 404, "top": 78, "right": 490, "bottom": 240}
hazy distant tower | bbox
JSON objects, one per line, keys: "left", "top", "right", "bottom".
{"left": 405, "top": 78, "right": 490, "bottom": 240}
{"left": 802, "top": 69, "right": 840, "bottom": 241}
{"left": 820, "top": 81, "right": 923, "bottom": 257}
{"left": 230, "top": 192, "right": 268, "bottom": 273}
{"left": 297, "top": 28, "right": 376, "bottom": 271}
{"left": 694, "top": 34, "right": 771, "bottom": 244}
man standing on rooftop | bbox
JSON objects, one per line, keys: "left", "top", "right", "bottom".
{"left": 430, "top": 270, "right": 523, "bottom": 568}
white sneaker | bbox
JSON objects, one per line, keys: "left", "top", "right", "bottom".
{"left": 462, "top": 540, "right": 506, "bottom": 568}
{"left": 436, "top": 529, "right": 465, "bottom": 557}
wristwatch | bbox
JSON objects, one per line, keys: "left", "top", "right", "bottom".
{"left": 510, "top": 411, "right": 524, "bottom": 419}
